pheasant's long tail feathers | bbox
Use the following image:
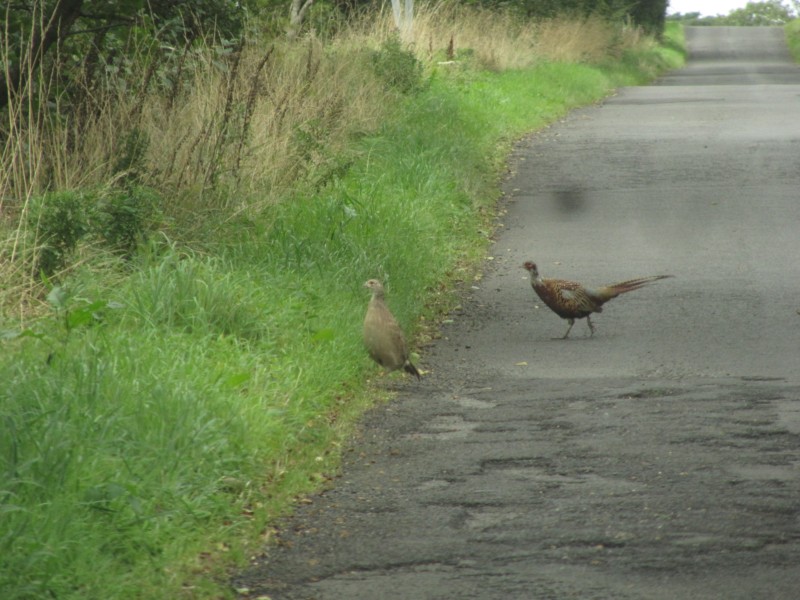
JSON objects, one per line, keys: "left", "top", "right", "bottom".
{"left": 597, "top": 274, "right": 673, "bottom": 300}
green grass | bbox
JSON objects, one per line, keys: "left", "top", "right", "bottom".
{"left": 0, "top": 25, "right": 685, "bottom": 600}
{"left": 786, "top": 19, "right": 800, "bottom": 62}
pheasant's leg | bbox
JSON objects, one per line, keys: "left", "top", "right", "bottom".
{"left": 561, "top": 319, "right": 575, "bottom": 339}
{"left": 586, "top": 315, "right": 595, "bottom": 337}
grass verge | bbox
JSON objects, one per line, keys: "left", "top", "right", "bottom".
{"left": 786, "top": 19, "right": 800, "bottom": 61}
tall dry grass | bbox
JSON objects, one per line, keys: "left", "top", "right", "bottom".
{"left": 0, "top": 5, "right": 640, "bottom": 207}
{"left": 410, "top": 5, "right": 645, "bottom": 69}
{"left": 535, "top": 17, "right": 631, "bottom": 62}
{"left": 0, "top": 16, "right": 397, "bottom": 317}
{"left": 138, "top": 36, "right": 390, "bottom": 209}
{"left": 0, "top": 5, "right": 643, "bottom": 203}
{"left": 0, "top": 2, "right": 650, "bottom": 319}
{"left": 411, "top": 4, "right": 539, "bottom": 70}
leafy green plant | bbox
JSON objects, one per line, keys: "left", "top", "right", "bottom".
{"left": 1, "top": 284, "right": 116, "bottom": 361}
{"left": 29, "top": 191, "right": 90, "bottom": 277}
{"left": 45, "top": 284, "right": 116, "bottom": 337}
{"left": 26, "top": 186, "right": 161, "bottom": 275}
{"left": 91, "top": 186, "right": 161, "bottom": 258}
{"left": 370, "top": 35, "right": 425, "bottom": 93}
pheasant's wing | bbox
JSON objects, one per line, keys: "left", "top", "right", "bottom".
{"left": 384, "top": 328, "right": 408, "bottom": 367}
{"left": 559, "top": 284, "right": 603, "bottom": 314}
{"left": 364, "top": 302, "right": 408, "bottom": 369}
{"left": 536, "top": 279, "right": 601, "bottom": 317}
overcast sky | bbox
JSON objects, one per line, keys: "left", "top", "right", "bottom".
{"left": 667, "top": 0, "right": 752, "bottom": 15}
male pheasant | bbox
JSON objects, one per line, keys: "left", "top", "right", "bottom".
{"left": 363, "top": 279, "right": 421, "bottom": 379}
{"left": 523, "top": 261, "right": 672, "bottom": 339}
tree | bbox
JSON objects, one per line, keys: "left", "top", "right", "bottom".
{"left": 1, "top": 0, "right": 247, "bottom": 111}
{"left": 1, "top": 0, "right": 85, "bottom": 110}
{"left": 288, "top": 0, "right": 315, "bottom": 38}
{"left": 629, "top": 0, "right": 668, "bottom": 35}
{"left": 463, "top": 0, "right": 669, "bottom": 35}
{"left": 722, "top": 0, "right": 795, "bottom": 25}
{"left": 390, "top": 0, "right": 413, "bottom": 38}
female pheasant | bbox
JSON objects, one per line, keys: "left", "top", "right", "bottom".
{"left": 523, "top": 261, "right": 672, "bottom": 339}
{"left": 363, "top": 279, "right": 421, "bottom": 379}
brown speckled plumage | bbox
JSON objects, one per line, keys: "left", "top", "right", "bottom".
{"left": 523, "top": 261, "right": 672, "bottom": 339}
{"left": 363, "top": 279, "right": 421, "bottom": 379}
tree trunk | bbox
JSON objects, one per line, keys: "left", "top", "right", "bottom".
{"left": 390, "top": 0, "right": 414, "bottom": 39}
{"left": 287, "top": 0, "right": 314, "bottom": 39}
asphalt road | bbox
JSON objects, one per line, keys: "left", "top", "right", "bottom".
{"left": 234, "top": 27, "right": 800, "bottom": 599}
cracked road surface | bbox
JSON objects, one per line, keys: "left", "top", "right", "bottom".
{"left": 233, "top": 27, "right": 800, "bottom": 599}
